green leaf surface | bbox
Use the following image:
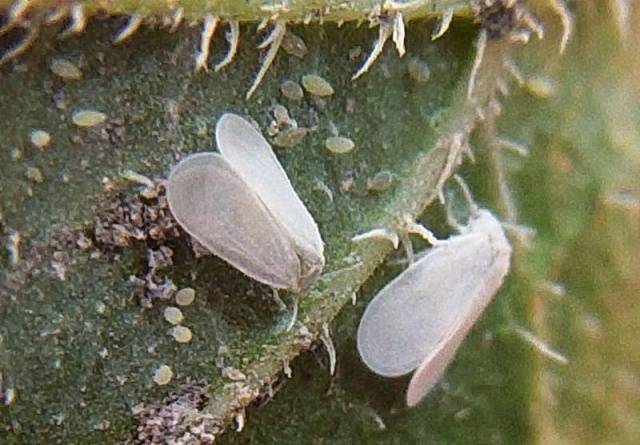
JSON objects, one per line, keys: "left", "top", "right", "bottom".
{"left": 1, "top": 1, "right": 639, "bottom": 444}
{"left": 0, "top": 13, "right": 484, "bottom": 442}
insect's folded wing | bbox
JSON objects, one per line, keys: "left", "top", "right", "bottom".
{"left": 215, "top": 113, "right": 324, "bottom": 260}
{"left": 167, "top": 152, "right": 301, "bottom": 290}
{"left": 405, "top": 314, "right": 470, "bottom": 407}
{"left": 357, "top": 234, "right": 494, "bottom": 378}
{"left": 405, "top": 256, "right": 504, "bottom": 407}
{"left": 405, "top": 213, "right": 512, "bottom": 405}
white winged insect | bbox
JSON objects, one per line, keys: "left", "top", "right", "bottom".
{"left": 357, "top": 209, "right": 511, "bottom": 407}
{"left": 166, "top": 113, "right": 324, "bottom": 293}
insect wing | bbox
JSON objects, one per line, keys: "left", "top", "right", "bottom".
{"left": 167, "top": 152, "right": 301, "bottom": 290}
{"left": 406, "top": 216, "right": 511, "bottom": 405}
{"left": 215, "top": 113, "right": 324, "bottom": 261}
{"left": 357, "top": 232, "right": 495, "bottom": 378}
{"left": 405, "top": 314, "right": 470, "bottom": 407}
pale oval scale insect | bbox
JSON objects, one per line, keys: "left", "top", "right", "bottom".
{"left": 356, "top": 209, "right": 511, "bottom": 407}
{"left": 167, "top": 113, "right": 324, "bottom": 293}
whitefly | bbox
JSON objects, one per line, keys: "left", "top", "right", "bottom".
{"left": 357, "top": 209, "right": 511, "bottom": 407}
{"left": 166, "top": 113, "right": 324, "bottom": 293}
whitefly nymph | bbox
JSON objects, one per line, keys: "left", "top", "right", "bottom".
{"left": 166, "top": 113, "right": 324, "bottom": 293}
{"left": 357, "top": 209, "right": 511, "bottom": 407}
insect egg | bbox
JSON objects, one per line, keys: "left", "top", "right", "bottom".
{"left": 301, "top": 74, "right": 335, "bottom": 97}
